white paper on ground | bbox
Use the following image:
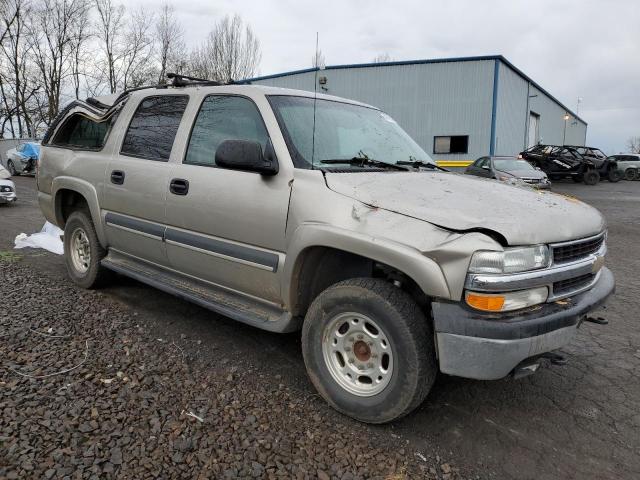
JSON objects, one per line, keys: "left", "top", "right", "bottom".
{"left": 14, "top": 221, "right": 64, "bottom": 255}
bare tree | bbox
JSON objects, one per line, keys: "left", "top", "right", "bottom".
{"left": 372, "top": 53, "right": 392, "bottom": 63}
{"left": 0, "top": 0, "right": 39, "bottom": 137}
{"left": 155, "top": 2, "right": 184, "bottom": 83}
{"left": 29, "top": 0, "right": 91, "bottom": 125}
{"left": 93, "top": 0, "right": 124, "bottom": 93}
{"left": 626, "top": 136, "right": 640, "bottom": 154}
{"left": 311, "top": 48, "right": 325, "bottom": 68}
{"left": 189, "top": 14, "right": 260, "bottom": 82}
{"left": 93, "top": 0, "right": 155, "bottom": 93}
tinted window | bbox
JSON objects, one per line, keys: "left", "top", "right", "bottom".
{"left": 53, "top": 115, "right": 112, "bottom": 149}
{"left": 184, "top": 96, "right": 268, "bottom": 166}
{"left": 121, "top": 95, "right": 188, "bottom": 161}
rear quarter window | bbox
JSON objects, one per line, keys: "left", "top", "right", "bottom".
{"left": 52, "top": 114, "right": 113, "bottom": 149}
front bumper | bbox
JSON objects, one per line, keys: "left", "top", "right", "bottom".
{"left": 433, "top": 267, "right": 615, "bottom": 380}
{"left": 0, "top": 192, "right": 17, "bottom": 203}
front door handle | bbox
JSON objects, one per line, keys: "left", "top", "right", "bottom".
{"left": 111, "top": 170, "right": 125, "bottom": 185}
{"left": 169, "top": 178, "right": 189, "bottom": 196}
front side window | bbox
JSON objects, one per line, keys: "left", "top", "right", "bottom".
{"left": 268, "top": 95, "right": 433, "bottom": 169}
{"left": 121, "top": 95, "right": 189, "bottom": 161}
{"left": 185, "top": 95, "right": 269, "bottom": 166}
{"left": 53, "top": 115, "right": 112, "bottom": 149}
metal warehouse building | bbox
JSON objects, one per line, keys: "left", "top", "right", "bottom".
{"left": 244, "top": 55, "right": 587, "bottom": 167}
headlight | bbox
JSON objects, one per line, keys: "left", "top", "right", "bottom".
{"left": 469, "top": 245, "right": 551, "bottom": 274}
{"left": 0, "top": 186, "right": 12, "bottom": 192}
{"left": 466, "top": 287, "right": 548, "bottom": 312}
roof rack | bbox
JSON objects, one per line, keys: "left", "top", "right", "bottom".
{"left": 167, "top": 72, "right": 223, "bottom": 87}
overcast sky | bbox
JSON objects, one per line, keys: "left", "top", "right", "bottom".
{"left": 130, "top": 0, "right": 639, "bottom": 154}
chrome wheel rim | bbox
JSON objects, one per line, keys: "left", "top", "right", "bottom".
{"left": 322, "top": 312, "right": 393, "bottom": 397}
{"left": 70, "top": 227, "right": 91, "bottom": 274}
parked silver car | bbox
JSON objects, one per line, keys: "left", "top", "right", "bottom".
{"left": 606, "top": 154, "right": 640, "bottom": 180}
{"left": 36, "top": 80, "right": 614, "bottom": 423}
{"left": 5, "top": 141, "right": 40, "bottom": 176}
{"left": 0, "top": 164, "right": 17, "bottom": 204}
{"left": 465, "top": 155, "right": 551, "bottom": 189}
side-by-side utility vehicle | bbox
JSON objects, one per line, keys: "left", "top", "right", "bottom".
{"left": 37, "top": 76, "right": 614, "bottom": 423}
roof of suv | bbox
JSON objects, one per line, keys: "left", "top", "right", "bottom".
{"left": 99, "top": 84, "right": 377, "bottom": 110}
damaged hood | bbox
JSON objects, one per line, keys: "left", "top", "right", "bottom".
{"left": 325, "top": 171, "right": 605, "bottom": 245}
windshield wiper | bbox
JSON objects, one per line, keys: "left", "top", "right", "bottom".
{"left": 320, "top": 156, "right": 408, "bottom": 171}
{"left": 396, "top": 159, "right": 448, "bottom": 171}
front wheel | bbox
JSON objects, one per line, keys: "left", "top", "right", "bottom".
{"left": 625, "top": 168, "right": 638, "bottom": 181}
{"left": 301, "top": 278, "right": 436, "bottom": 423}
{"left": 63, "top": 209, "right": 111, "bottom": 289}
{"left": 583, "top": 170, "right": 600, "bottom": 185}
{"left": 607, "top": 168, "right": 622, "bottom": 182}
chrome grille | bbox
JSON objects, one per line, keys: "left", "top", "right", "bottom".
{"left": 552, "top": 233, "right": 605, "bottom": 264}
{"left": 553, "top": 273, "right": 596, "bottom": 296}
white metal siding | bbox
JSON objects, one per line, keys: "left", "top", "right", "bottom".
{"left": 526, "top": 84, "right": 587, "bottom": 148}
{"left": 254, "top": 60, "right": 496, "bottom": 162}
{"left": 252, "top": 58, "right": 587, "bottom": 162}
{"left": 495, "top": 64, "right": 528, "bottom": 155}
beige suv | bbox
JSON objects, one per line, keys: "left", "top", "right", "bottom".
{"left": 36, "top": 79, "right": 614, "bottom": 423}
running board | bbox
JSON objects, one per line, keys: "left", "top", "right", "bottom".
{"left": 101, "top": 251, "right": 300, "bottom": 333}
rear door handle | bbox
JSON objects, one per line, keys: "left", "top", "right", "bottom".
{"left": 169, "top": 178, "right": 189, "bottom": 196}
{"left": 110, "top": 170, "right": 125, "bottom": 185}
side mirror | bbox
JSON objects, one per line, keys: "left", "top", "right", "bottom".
{"left": 215, "top": 139, "right": 279, "bottom": 176}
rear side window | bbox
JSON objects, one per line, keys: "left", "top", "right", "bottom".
{"left": 53, "top": 115, "right": 111, "bottom": 149}
{"left": 184, "top": 95, "right": 269, "bottom": 166}
{"left": 121, "top": 95, "right": 189, "bottom": 161}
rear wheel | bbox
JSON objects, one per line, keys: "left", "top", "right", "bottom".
{"left": 7, "top": 160, "right": 18, "bottom": 176}
{"left": 583, "top": 170, "right": 600, "bottom": 185}
{"left": 63, "top": 209, "right": 111, "bottom": 289}
{"left": 301, "top": 278, "right": 436, "bottom": 423}
{"left": 607, "top": 168, "right": 622, "bottom": 182}
{"left": 625, "top": 168, "right": 638, "bottom": 181}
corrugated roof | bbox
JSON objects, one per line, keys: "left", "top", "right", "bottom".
{"left": 240, "top": 55, "right": 586, "bottom": 125}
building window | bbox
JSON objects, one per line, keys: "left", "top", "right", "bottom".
{"left": 434, "top": 135, "right": 469, "bottom": 154}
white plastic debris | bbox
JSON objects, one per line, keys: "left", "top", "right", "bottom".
{"left": 14, "top": 221, "right": 64, "bottom": 255}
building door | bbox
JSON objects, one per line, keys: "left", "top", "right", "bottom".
{"left": 528, "top": 112, "right": 540, "bottom": 147}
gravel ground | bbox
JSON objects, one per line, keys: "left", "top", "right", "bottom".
{"left": 1, "top": 176, "right": 640, "bottom": 480}
{"left": 0, "top": 257, "right": 464, "bottom": 479}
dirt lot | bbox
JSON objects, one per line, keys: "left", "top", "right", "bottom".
{"left": 1, "top": 176, "right": 639, "bottom": 479}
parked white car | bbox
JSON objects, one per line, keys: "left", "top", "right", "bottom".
{"left": 0, "top": 164, "right": 17, "bottom": 204}
{"left": 607, "top": 154, "right": 640, "bottom": 180}
{"left": 4, "top": 141, "right": 40, "bottom": 176}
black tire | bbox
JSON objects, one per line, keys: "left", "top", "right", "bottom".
{"left": 583, "top": 170, "right": 600, "bottom": 185}
{"left": 301, "top": 278, "right": 437, "bottom": 424}
{"left": 625, "top": 168, "right": 638, "bottom": 181}
{"left": 7, "top": 160, "right": 18, "bottom": 176}
{"left": 63, "top": 209, "right": 110, "bottom": 289}
{"left": 607, "top": 168, "right": 622, "bottom": 183}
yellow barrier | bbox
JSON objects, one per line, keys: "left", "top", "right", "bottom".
{"left": 435, "top": 160, "right": 473, "bottom": 167}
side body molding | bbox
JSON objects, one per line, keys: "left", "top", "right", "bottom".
{"left": 52, "top": 176, "right": 107, "bottom": 246}
{"left": 283, "top": 224, "right": 451, "bottom": 308}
